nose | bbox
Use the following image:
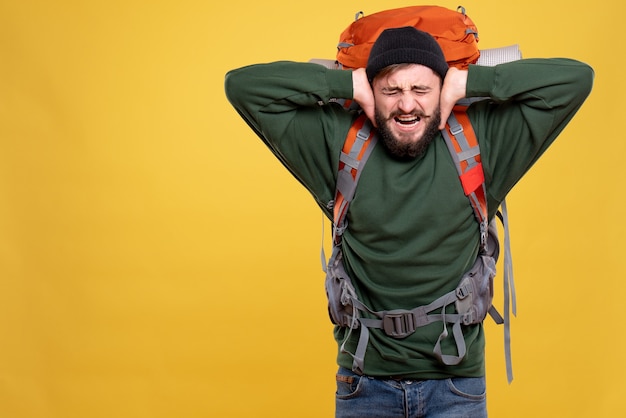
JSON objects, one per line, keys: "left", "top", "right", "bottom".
{"left": 397, "top": 91, "right": 418, "bottom": 114}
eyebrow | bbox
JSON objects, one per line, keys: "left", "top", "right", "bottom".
{"left": 380, "top": 85, "right": 433, "bottom": 93}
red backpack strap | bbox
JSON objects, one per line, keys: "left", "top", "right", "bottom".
{"left": 332, "top": 113, "right": 378, "bottom": 244}
{"left": 441, "top": 106, "right": 490, "bottom": 252}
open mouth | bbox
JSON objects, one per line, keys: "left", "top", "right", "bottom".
{"left": 394, "top": 115, "right": 421, "bottom": 126}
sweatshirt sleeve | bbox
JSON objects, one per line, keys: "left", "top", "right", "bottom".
{"left": 224, "top": 61, "right": 356, "bottom": 212}
{"left": 465, "top": 58, "right": 594, "bottom": 208}
{"left": 225, "top": 61, "right": 353, "bottom": 127}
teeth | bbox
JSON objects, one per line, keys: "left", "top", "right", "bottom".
{"left": 395, "top": 116, "right": 420, "bottom": 125}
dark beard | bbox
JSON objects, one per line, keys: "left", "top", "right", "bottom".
{"left": 375, "top": 108, "right": 442, "bottom": 161}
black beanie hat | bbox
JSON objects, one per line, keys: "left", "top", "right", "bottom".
{"left": 366, "top": 26, "right": 449, "bottom": 83}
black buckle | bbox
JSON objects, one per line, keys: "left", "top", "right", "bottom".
{"left": 382, "top": 311, "right": 417, "bottom": 338}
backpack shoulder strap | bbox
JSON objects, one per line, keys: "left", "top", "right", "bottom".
{"left": 441, "top": 107, "right": 517, "bottom": 383}
{"left": 332, "top": 113, "right": 378, "bottom": 243}
{"left": 321, "top": 113, "right": 377, "bottom": 274}
{"left": 441, "top": 106, "right": 490, "bottom": 252}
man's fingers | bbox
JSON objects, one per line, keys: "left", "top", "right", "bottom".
{"left": 439, "top": 105, "right": 452, "bottom": 130}
{"left": 364, "top": 104, "right": 377, "bottom": 127}
{"left": 352, "top": 68, "right": 377, "bottom": 126}
{"left": 439, "top": 97, "right": 455, "bottom": 130}
{"left": 438, "top": 68, "right": 468, "bottom": 130}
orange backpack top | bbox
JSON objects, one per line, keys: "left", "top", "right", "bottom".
{"left": 336, "top": 5, "right": 480, "bottom": 71}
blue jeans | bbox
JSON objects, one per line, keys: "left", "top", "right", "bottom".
{"left": 335, "top": 367, "right": 487, "bottom": 418}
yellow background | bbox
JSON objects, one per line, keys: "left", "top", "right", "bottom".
{"left": 0, "top": 0, "right": 622, "bottom": 417}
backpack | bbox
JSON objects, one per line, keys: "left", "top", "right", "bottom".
{"left": 336, "top": 5, "right": 480, "bottom": 71}
{"left": 315, "top": 5, "right": 520, "bottom": 383}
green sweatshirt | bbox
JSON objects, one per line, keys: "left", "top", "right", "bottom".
{"left": 225, "top": 59, "right": 593, "bottom": 379}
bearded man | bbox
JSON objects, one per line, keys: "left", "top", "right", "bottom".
{"left": 225, "top": 26, "right": 593, "bottom": 418}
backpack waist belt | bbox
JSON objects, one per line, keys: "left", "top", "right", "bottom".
{"left": 325, "top": 235, "right": 503, "bottom": 375}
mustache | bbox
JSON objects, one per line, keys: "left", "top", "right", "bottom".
{"left": 387, "top": 110, "right": 430, "bottom": 120}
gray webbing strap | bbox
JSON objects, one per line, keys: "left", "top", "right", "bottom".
{"left": 341, "top": 287, "right": 469, "bottom": 373}
{"left": 499, "top": 200, "right": 516, "bottom": 383}
{"left": 444, "top": 112, "right": 479, "bottom": 170}
{"left": 433, "top": 318, "right": 467, "bottom": 365}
